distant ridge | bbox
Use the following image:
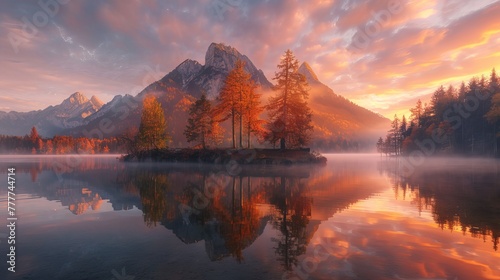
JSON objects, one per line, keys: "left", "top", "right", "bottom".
{"left": 0, "top": 92, "right": 103, "bottom": 137}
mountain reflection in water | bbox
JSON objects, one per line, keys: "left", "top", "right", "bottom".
{"left": 0, "top": 155, "right": 499, "bottom": 280}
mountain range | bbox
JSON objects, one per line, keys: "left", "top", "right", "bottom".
{"left": 0, "top": 42, "right": 389, "bottom": 149}
{"left": 0, "top": 92, "right": 103, "bottom": 136}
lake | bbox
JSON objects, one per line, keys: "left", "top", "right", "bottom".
{"left": 0, "top": 154, "right": 499, "bottom": 280}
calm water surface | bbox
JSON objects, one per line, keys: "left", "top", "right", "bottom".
{"left": 0, "top": 154, "right": 499, "bottom": 280}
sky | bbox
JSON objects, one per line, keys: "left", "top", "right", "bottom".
{"left": 0, "top": 0, "right": 499, "bottom": 119}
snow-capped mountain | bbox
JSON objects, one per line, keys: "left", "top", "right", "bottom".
{"left": 0, "top": 92, "right": 104, "bottom": 136}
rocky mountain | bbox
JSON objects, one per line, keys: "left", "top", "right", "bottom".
{"left": 297, "top": 62, "right": 390, "bottom": 147}
{"left": 149, "top": 43, "right": 272, "bottom": 100}
{"left": 298, "top": 62, "right": 320, "bottom": 85}
{"left": 66, "top": 89, "right": 195, "bottom": 147}
{"left": 0, "top": 92, "right": 103, "bottom": 137}
{"left": 66, "top": 42, "right": 271, "bottom": 143}
{"left": 2, "top": 42, "right": 389, "bottom": 151}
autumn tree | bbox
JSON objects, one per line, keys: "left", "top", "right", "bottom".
{"left": 242, "top": 81, "right": 264, "bottom": 148}
{"left": 266, "top": 50, "right": 313, "bottom": 149}
{"left": 184, "top": 94, "right": 223, "bottom": 149}
{"left": 29, "top": 126, "right": 42, "bottom": 153}
{"left": 136, "top": 172, "right": 168, "bottom": 227}
{"left": 215, "top": 60, "right": 255, "bottom": 148}
{"left": 136, "top": 95, "right": 169, "bottom": 151}
{"left": 44, "top": 140, "right": 53, "bottom": 154}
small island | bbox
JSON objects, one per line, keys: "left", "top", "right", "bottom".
{"left": 123, "top": 50, "right": 326, "bottom": 165}
{"left": 123, "top": 148, "right": 326, "bottom": 165}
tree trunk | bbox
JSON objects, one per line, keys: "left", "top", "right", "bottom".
{"left": 247, "top": 123, "right": 251, "bottom": 148}
{"left": 495, "top": 124, "right": 498, "bottom": 157}
{"left": 239, "top": 116, "right": 243, "bottom": 149}
{"left": 239, "top": 90, "right": 243, "bottom": 149}
{"left": 232, "top": 177, "right": 235, "bottom": 216}
{"left": 239, "top": 176, "right": 243, "bottom": 209}
{"left": 231, "top": 110, "right": 236, "bottom": 149}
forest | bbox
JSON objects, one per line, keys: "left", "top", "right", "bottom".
{"left": 0, "top": 127, "right": 126, "bottom": 154}
{"left": 377, "top": 68, "right": 500, "bottom": 157}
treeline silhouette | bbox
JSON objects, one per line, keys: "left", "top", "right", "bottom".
{"left": 0, "top": 126, "right": 127, "bottom": 154}
{"left": 379, "top": 160, "right": 500, "bottom": 251}
{"left": 377, "top": 68, "right": 500, "bottom": 156}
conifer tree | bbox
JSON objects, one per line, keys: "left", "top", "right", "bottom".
{"left": 184, "top": 94, "right": 220, "bottom": 149}
{"left": 388, "top": 115, "right": 400, "bottom": 155}
{"left": 266, "top": 50, "right": 313, "bottom": 149}
{"left": 410, "top": 99, "right": 423, "bottom": 127}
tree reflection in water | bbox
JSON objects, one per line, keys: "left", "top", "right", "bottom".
{"left": 121, "top": 166, "right": 314, "bottom": 264}
{"left": 379, "top": 159, "right": 500, "bottom": 251}
{"left": 268, "top": 177, "right": 311, "bottom": 271}
{"left": 134, "top": 171, "right": 169, "bottom": 227}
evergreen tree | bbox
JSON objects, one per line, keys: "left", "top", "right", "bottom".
{"left": 486, "top": 91, "right": 500, "bottom": 156}
{"left": 378, "top": 69, "right": 500, "bottom": 157}
{"left": 137, "top": 95, "right": 169, "bottom": 151}
{"left": 388, "top": 115, "right": 400, "bottom": 155}
{"left": 184, "top": 94, "right": 220, "bottom": 149}
{"left": 376, "top": 137, "right": 384, "bottom": 155}
{"left": 266, "top": 50, "right": 313, "bottom": 149}
{"left": 400, "top": 115, "right": 408, "bottom": 142}
{"left": 410, "top": 99, "right": 423, "bottom": 127}
{"left": 490, "top": 68, "right": 499, "bottom": 93}
{"left": 431, "top": 86, "right": 447, "bottom": 121}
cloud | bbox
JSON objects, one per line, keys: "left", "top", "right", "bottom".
{"left": 0, "top": 0, "right": 498, "bottom": 118}
{"left": 304, "top": 210, "right": 500, "bottom": 279}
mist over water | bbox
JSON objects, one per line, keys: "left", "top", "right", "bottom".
{"left": 0, "top": 154, "right": 498, "bottom": 280}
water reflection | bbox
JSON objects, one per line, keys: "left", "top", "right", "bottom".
{"left": 6, "top": 155, "right": 499, "bottom": 279}
{"left": 379, "top": 158, "right": 500, "bottom": 251}
{"left": 135, "top": 171, "right": 169, "bottom": 227}
{"left": 268, "top": 177, "right": 311, "bottom": 270}
{"left": 120, "top": 167, "right": 315, "bottom": 264}
{"left": 0, "top": 155, "right": 387, "bottom": 267}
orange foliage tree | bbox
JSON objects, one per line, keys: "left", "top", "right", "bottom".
{"left": 136, "top": 95, "right": 169, "bottom": 151}
{"left": 266, "top": 50, "right": 313, "bottom": 149}
{"left": 215, "top": 60, "right": 263, "bottom": 148}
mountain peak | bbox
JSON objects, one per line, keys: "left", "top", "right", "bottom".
{"left": 205, "top": 42, "right": 242, "bottom": 69}
{"left": 180, "top": 59, "right": 201, "bottom": 66}
{"left": 176, "top": 59, "right": 202, "bottom": 75}
{"left": 90, "top": 95, "right": 104, "bottom": 108}
{"left": 66, "top": 92, "right": 89, "bottom": 105}
{"left": 298, "top": 62, "right": 319, "bottom": 83}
